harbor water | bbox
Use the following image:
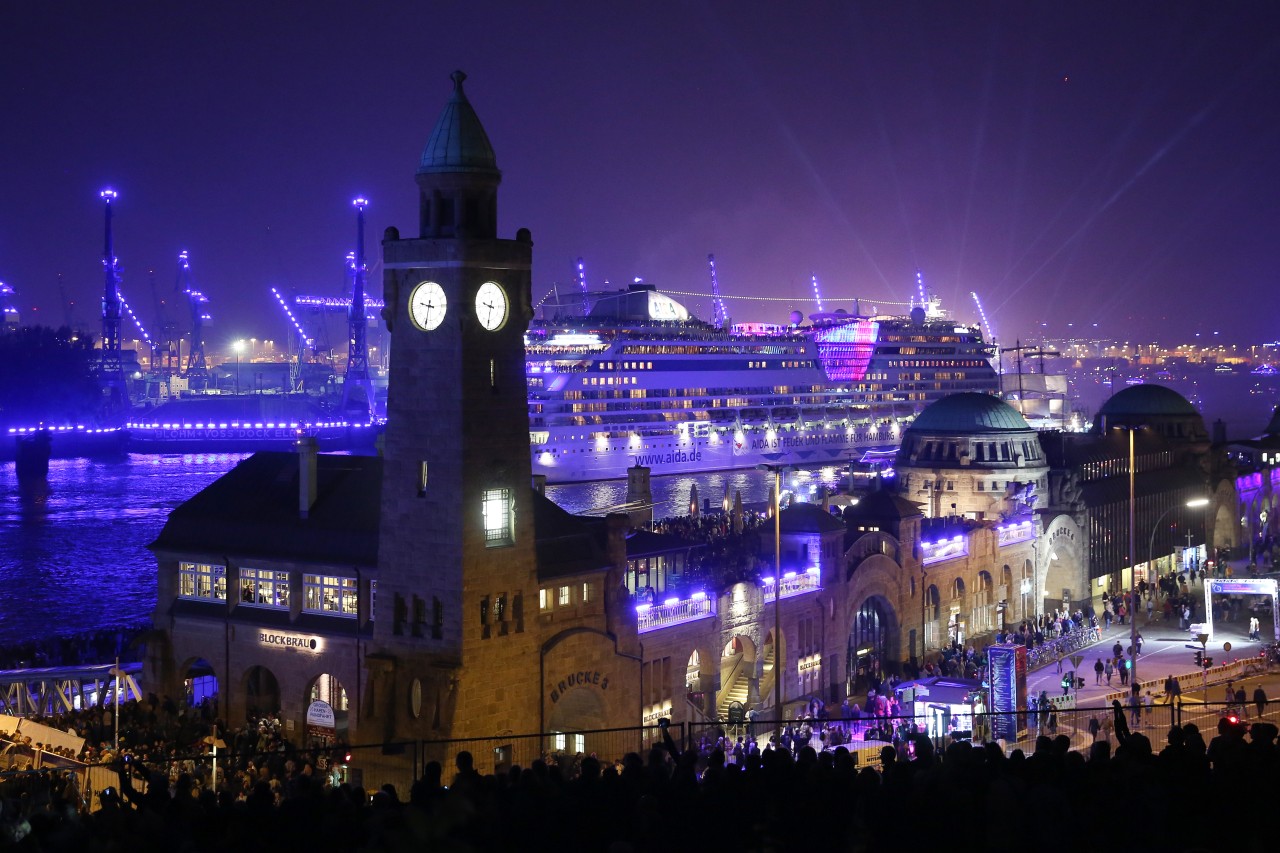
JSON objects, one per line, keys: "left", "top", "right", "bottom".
{"left": 0, "top": 453, "right": 849, "bottom": 647}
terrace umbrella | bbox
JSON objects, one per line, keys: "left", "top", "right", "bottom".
{"left": 722, "top": 481, "right": 732, "bottom": 513}
{"left": 733, "top": 490, "right": 744, "bottom": 534}
{"left": 689, "top": 484, "right": 699, "bottom": 519}
{"left": 766, "top": 484, "right": 776, "bottom": 519}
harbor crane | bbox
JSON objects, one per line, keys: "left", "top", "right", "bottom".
{"left": 96, "top": 189, "right": 129, "bottom": 414}
{"left": 341, "top": 198, "right": 374, "bottom": 419}
{"left": 176, "top": 250, "right": 212, "bottom": 384}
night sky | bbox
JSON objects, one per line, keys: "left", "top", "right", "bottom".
{"left": 3, "top": 2, "right": 1278, "bottom": 349}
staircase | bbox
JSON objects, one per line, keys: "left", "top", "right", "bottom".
{"left": 759, "top": 643, "right": 777, "bottom": 713}
{"left": 716, "top": 653, "right": 752, "bottom": 720}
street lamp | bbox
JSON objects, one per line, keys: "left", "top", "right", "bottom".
{"left": 1147, "top": 498, "right": 1210, "bottom": 585}
{"left": 756, "top": 463, "right": 784, "bottom": 737}
{"left": 233, "top": 339, "right": 245, "bottom": 394}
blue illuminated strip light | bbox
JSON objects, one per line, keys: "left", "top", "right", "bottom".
{"left": 8, "top": 424, "right": 123, "bottom": 435}
{"left": 271, "top": 287, "right": 314, "bottom": 346}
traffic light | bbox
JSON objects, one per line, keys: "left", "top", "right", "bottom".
{"left": 1203, "top": 656, "right": 1214, "bottom": 668}
{"left": 1194, "top": 650, "right": 1203, "bottom": 667}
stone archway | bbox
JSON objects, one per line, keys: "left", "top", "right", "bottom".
{"left": 176, "top": 656, "right": 219, "bottom": 713}
{"left": 718, "top": 634, "right": 758, "bottom": 720}
{"left": 306, "top": 673, "right": 349, "bottom": 745}
{"left": 1042, "top": 514, "right": 1087, "bottom": 613}
{"left": 242, "top": 665, "right": 280, "bottom": 721}
{"left": 846, "top": 596, "right": 898, "bottom": 696}
{"left": 1214, "top": 500, "right": 1237, "bottom": 552}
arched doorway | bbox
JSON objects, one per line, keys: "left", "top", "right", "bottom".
{"left": 547, "top": 682, "right": 607, "bottom": 765}
{"left": 306, "top": 673, "right": 349, "bottom": 745}
{"left": 243, "top": 666, "right": 280, "bottom": 721}
{"left": 179, "top": 656, "right": 219, "bottom": 714}
{"left": 717, "top": 635, "right": 757, "bottom": 720}
{"left": 847, "top": 598, "right": 891, "bottom": 696}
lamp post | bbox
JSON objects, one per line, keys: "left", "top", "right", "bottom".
{"left": 756, "top": 464, "right": 784, "bottom": 737}
{"left": 233, "top": 339, "right": 245, "bottom": 394}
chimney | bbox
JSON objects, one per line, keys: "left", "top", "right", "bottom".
{"left": 298, "top": 437, "right": 318, "bottom": 518}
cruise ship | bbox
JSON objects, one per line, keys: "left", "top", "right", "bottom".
{"left": 526, "top": 283, "right": 998, "bottom": 482}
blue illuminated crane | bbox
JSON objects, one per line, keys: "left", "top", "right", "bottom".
{"left": 176, "top": 250, "right": 212, "bottom": 383}
{"left": 707, "top": 254, "right": 728, "bottom": 328}
{"left": 96, "top": 189, "right": 129, "bottom": 413}
{"left": 341, "top": 198, "right": 373, "bottom": 418}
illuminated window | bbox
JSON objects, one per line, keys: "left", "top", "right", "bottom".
{"left": 550, "top": 732, "right": 585, "bottom": 753}
{"left": 239, "top": 567, "right": 290, "bottom": 609}
{"left": 558, "top": 585, "right": 571, "bottom": 606}
{"left": 540, "top": 589, "right": 551, "bottom": 611}
{"left": 303, "top": 575, "right": 358, "bottom": 617}
{"left": 178, "top": 562, "right": 227, "bottom": 601}
{"left": 582, "top": 582, "right": 592, "bottom": 603}
{"left": 482, "top": 488, "right": 514, "bottom": 547}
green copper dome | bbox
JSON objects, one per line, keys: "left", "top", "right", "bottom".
{"left": 1098, "top": 384, "right": 1198, "bottom": 418}
{"left": 908, "top": 392, "right": 1030, "bottom": 433}
{"left": 418, "top": 71, "right": 499, "bottom": 176}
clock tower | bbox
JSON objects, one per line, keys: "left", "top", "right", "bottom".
{"left": 370, "top": 71, "right": 538, "bottom": 740}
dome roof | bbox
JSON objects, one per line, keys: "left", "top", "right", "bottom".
{"left": 907, "top": 393, "right": 1030, "bottom": 434}
{"left": 418, "top": 71, "right": 499, "bottom": 176}
{"left": 1266, "top": 406, "right": 1280, "bottom": 437}
{"left": 1098, "top": 384, "right": 1197, "bottom": 418}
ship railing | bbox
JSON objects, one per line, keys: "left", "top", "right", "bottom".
{"left": 636, "top": 593, "right": 715, "bottom": 633}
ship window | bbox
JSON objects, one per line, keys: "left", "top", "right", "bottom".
{"left": 482, "top": 488, "right": 515, "bottom": 547}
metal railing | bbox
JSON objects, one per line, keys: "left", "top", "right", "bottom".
{"left": 637, "top": 594, "right": 714, "bottom": 633}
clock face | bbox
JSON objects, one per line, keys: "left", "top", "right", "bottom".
{"left": 409, "top": 282, "right": 447, "bottom": 331}
{"left": 474, "top": 281, "right": 508, "bottom": 331}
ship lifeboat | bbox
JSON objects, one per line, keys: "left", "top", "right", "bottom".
{"left": 771, "top": 406, "right": 800, "bottom": 421}
{"left": 740, "top": 407, "right": 768, "bottom": 424}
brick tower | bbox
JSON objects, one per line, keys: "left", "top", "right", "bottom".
{"left": 369, "top": 71, "right": 538, "bottom": 741}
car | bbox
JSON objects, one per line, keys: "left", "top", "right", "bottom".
{"left": 1250, "top": 599, "right": 1273, "bottom": 614}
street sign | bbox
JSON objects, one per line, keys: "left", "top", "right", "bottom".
{"left": 1185, "top": 644, "right": 1204, "bottom": 650}
{"left": 1196, "top": 633, "right": 1209, "bottom": 645}
{"left": 1069, "top": 654, "right": 1084, "bottom": 671}
{"left": 1223, "top": 642, "right": 1233, "bottom": 652}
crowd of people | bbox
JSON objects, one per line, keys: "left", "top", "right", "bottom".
{"left": 5, "top": 711, "right": 1280, "bottom": 851}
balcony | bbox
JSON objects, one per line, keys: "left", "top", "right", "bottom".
{"left": 761, "top": 568, "right": 822, "bottom": 600}
{"left": 637, "top": 592, "right": 715, "bottom": 633}
{"left": 921, "top": 535, "right": 968, "bottom": 565}
{"left": 997, "top": 519, "right": 1035, "bottom": 547}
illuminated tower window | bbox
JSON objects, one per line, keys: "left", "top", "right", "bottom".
{"left": 482, "top": 488, "right": 514, "bottom": 547}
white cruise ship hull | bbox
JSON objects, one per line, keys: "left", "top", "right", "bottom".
{"left": 532, "top": 422, "right": 901, "bottom": 483}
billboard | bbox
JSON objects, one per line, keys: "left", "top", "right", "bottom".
{"left": 987, "top": 643, "right": 1028, "bottom": 742}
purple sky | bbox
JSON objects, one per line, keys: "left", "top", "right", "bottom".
{"left": 3, "top": 2, "right": 1278, "bottom": 350}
